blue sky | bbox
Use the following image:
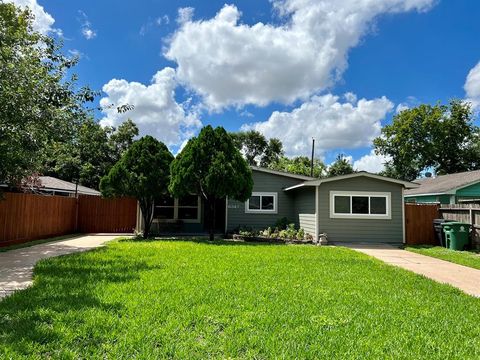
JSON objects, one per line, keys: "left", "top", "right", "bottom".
{"left": 12, "top": 0, "right": 480, "bottom": 171}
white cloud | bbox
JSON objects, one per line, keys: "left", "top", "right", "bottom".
{"left": 78, "top": 10, "right": 96, "bottom": 40}
{"left": 465, "top": 61, "right": 480, "bottom": 110}
{"left": 7, "top": 0, "right": 55, "bottom": 34}
{"left": 99, "top": 67, "right": 202, "bottom": 148}
{"left": 176, "top": 7, "right": 194, "bottom": 24}
{"left": 353, "top": 149, "right": 391, "bottom": 173}
{"left": 243, "top": 93, "right": 394, "bottom": 156}
{"left": 157, "top": 15, "right": 170, "bottom": 26}
{"left": 166, "top": 0, "right": 435, "bottom": 110}
{"left": 82, "top": 28, "right": 96, "bottom": 39}
{"left": 395, "top": 95, "right": 418, "bottom": 113}
{"left": 395, "top": 103, "right": 410, "bottom": 113}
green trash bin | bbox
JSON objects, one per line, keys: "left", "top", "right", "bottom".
{"left": 441, "top": 222, "right": 471, "bottom": 250}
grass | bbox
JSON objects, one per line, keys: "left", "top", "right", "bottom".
{"left": 406, "top": 245, "right": 480, "bottom": 270}
{"left": 1, "top": 239, "right": 479, "bottom": 359}
{"left": 0, "top": 234, "right": 83, "bottom": 253}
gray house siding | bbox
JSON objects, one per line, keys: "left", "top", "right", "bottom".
{"left": 293, "top": 187, "right": 316, "bottom": 235}
{"left": 226, "top": 170, "right": 300, "bottom": 231}
{"left": 318, "top": 177, "right": 404, "bottom": 243}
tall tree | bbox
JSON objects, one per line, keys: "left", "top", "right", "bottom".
{"left": 260, "top": 138, "right": 284, "bottom": 167}
{"left": 100, "top": 136, "right": 173, "bottom": 238}
{"left": 374, "top": 100, "right": 479, "bottom": 181}
{"left": 108, "top": 119, "right": 139, "bottom": 164}
{"left": 42, "top": 118, "right": 139, "bottom": 189}
{"left": 170, "top": 126, "right": 253, "bottom": 240}
{"left": 269, "top": 156, "right": 326, "bottom": 178}
{"left": 328, "top": 155, "right": 355, "bottom": 177}
{"left": 0, "top": 3, "right": 95, "bottom": 187}
{"left": 230, "top": 130, "right": 284, "bottom": 167}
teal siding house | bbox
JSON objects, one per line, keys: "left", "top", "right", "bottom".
{"left": 404, "top": 170, "right": 480, "bottom": 204}
{"left": 142, "top": 167, "right": 417, "bottom": 243}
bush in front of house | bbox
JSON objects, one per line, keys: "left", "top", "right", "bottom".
{"left": 235, "top": 222, "right": 311, "bottom": 242}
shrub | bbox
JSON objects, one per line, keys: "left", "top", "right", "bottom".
{"left": 296, "top": 228, "right": 305, "bottom": 240}
{"left": 261, "top": 227, "right": 273, "bottom": 237}
{"left": 285, "top": 223, "right": 297, "bottom": 239}
{"left": 274, "top": 217, "right": 291, "bottom": 230}
{"left": 239, "top": 226, "right": 256, "bottom": 237}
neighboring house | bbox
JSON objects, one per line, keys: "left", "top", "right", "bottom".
{"left": 35, "top": 176, "right": 101, "bottom": 197}
{"left": 146, "top": 166, "right": 417, "bottom": 244}
{"left": 404, "top": 170, "right": 480, "bottom": 204}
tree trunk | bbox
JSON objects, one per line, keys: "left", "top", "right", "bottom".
{"left": 209, "top": 199, "right": 216, "bottom": 241}
{"left": 140, "top": 199, "right": 153, "bottom": 239}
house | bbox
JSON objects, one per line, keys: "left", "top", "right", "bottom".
{"left": 147, "top": 166, "right": 417, "bottom": 243}
{"left": 33, "top": 176, "right": 100, "bottom": 197}
{"left": 404, "top": 170, "right": 480, "bottom": 204}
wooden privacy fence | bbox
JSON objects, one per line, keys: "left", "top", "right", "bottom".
{"left": 440, "top": 204, "right": 480, "bottom": 249}
{"left": 404, "top": 203, "right": 440, "bottom": 245}
{"left": 0, "top": 193, "right": 137, "bottom": 247}
{"left": 0, "top": 193, "right": 77, "bottom": 247}
{"left": 77, "top": 195, "right": 137, "bottom": 233}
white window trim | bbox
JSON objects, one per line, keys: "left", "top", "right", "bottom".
{"left": 154, "top": 195, "right": 202, "bottom": 223}
{"left": 245, "top": 192, "right": 278, "bottom": 214}
{"left": 329, "top": 191, "right": 391, "bottom": 220}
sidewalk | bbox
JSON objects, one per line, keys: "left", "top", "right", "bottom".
{"left": 0, "top": 234, "right": 129, "bottom": 299}
{"left": 344, "top": 243, "right": 480, "bottom": 297}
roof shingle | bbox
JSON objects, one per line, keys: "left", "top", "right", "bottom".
{"left": 404, "top": 170, "right": 480, "bottom": 195}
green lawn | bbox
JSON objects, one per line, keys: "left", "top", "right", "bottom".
{"left": 1, "top": 239, "right": 479, "bottom": 359}
{"left": 406, "top": 245, "right": 480, "bottom": 270}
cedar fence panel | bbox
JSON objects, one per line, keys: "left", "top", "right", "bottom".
{"left": 0, "top": 193, "right": 76, "bottom": 247}
{"left": 404, "top": 204, "right": 440, "bottom": 245}
{"left": 439, "top": 204, "right": 480, "bottom": 249}
{"left": 77, "top": 195, "right": 137, "bottom": 233}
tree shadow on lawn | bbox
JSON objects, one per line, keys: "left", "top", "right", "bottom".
{"left": 0, "top": 247, "right": 161, "bottom": 355}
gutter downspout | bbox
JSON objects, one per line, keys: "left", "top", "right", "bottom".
{"left": 315, "top": 185, "right": 320, "bottom": 242}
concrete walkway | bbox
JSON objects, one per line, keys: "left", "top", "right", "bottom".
{"left": 0, "top": 234, "right": 129, "bottom": 299}
{"left": 344, "top": 243, "right": 480, "bottom": 297}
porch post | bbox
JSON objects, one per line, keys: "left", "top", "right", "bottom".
{"left": 224, "top": 196, "right": 228, "bottom": 235}
{"left": 402, "top": 188, "right": 406, "bottom": 244}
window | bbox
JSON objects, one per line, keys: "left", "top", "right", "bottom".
{"left": 154, "top": 194, "right": 201, "bottom": 222}
{"left": 245, "top": 192, "right": 277, "bottom": 213}
{"left": 178, "top": 194, "right": 199, "bottom": 220}
{"left": 330, "top": 191, "right": 391, "bottom": 219}
{"left": 154, "top": 194, "right": 175, "bottom": 220}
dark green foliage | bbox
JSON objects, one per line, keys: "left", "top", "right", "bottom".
{"left": 230, "top": 130, "right": 284, "bottom": 166}
{"left": 269, "top": 156, "right": 326, "bottom": 178}
{"left": 1, "top": 240, "right": 480, "bottom": 358}
{"left": 42, "top": 118, "right": 139, "bottom": 189}
{"left": 100, "top": 136, "right": 173, "bottom": 238}
{"left": 327, "top": 154, "right": 355, "bottom": 177}
{"left": 108, "top": 119, "right": 139, "bottom": 164}
{"left": 274, "top": 217, "right": 291, "bottom": 230}
{"left": 374, "top": 100, "right": 480, "bottom": 181}
{"left": 0, "top": 3, "right": 96, "bottom": 186}
{"left": 170, "top": 126, "right": 253, "bottom": 240}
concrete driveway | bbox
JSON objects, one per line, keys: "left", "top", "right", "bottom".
{"left": 0, "top": 234, "right": 130, "bottom": 299}
{"left": 344, "top": 243, "right": 480, "bottom": 297}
